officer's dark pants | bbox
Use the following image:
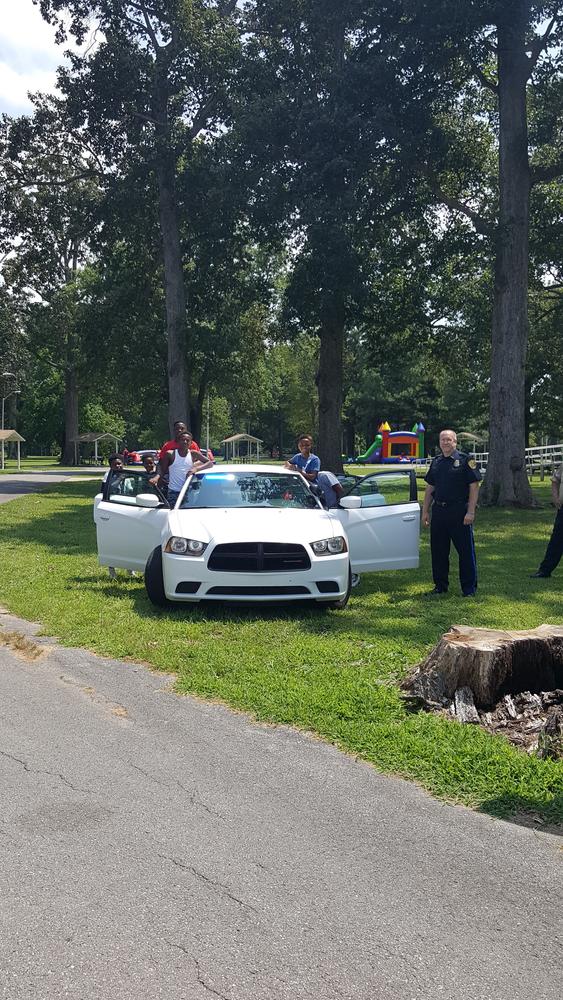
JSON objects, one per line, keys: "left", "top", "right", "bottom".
{"left": 430, "top": 502, "right": 478, "bottom": 594}
{"left": 538, "top": 508, "right": 563, "bottom": 575}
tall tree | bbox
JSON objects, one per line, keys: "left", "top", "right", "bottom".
{"left": 373, "top": 1, "right": 563, "bottom": 504}
{"left": 0, "top": 98, "right": 103, "bottom": 462}
{"left": 37, "top": 0, "right": 242, "bottom": 429}
{"left": 239, "top": 1, "right": 438, "bottom": 471}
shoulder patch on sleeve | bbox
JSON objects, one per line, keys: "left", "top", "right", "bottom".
{"left": 468, "top": 458, "right": 476, "bottom": 469}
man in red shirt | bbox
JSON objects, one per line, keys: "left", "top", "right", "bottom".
{"left": 159, "top": 420, "right": 214, "bottom": 461}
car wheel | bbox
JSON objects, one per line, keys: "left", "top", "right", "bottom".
{"left": 319, "top": 565, "right": 352, "bottom": 610}
{"left": 145, "top": 545, "right": 169, "bottom": 607}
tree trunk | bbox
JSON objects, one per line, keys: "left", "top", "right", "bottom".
{"left": 344, "top": 421, "right": 355, "bottom": 458}
{"left": 61, "top": 366, "right": 79, "bottom": 465}
{"left": 481, "top": 7, "right": 534, "bottom": 506}
{"left": 153, "top": 62, "right": 190, "bottom": 433}
{"left": 316, "top": 296, "right": 345, "bottom": 474}
{"left": 402, "top": 624, "right": 563, "bottom": 708}
{"left": 189, "top": 378, "right": 207, "bottom": 444}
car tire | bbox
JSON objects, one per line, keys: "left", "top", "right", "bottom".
{"left": 319, "top": 565, "right": 352, "bottom": 610}
{"left": 145, "top": 545, "right": 169, "bottom": 607}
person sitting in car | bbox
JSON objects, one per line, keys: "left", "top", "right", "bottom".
{"left": 317, "top": 471, "right": 344, "bottom": 509}
{"left": 141, "top": 453, "right": 158, "bottom": 477}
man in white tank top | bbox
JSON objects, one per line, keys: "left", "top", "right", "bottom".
{"left": 154, "top": 432, "right": 213, "bottom": 506}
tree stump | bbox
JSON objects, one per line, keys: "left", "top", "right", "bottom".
{"left": 402, "top": 624, "right": 563, "bottom": 709}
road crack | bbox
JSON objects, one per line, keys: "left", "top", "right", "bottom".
{"left": 163, "top": 942, "right": 233, "bottom": 1000}
{"left": 194, "top": 957, "right": 233, "bottom": 1000}
{"left": 157, "top": 854, "right": 257, "bottom": 913}
{"left": 0, "top": 748, "right": 86, "bottom": 792}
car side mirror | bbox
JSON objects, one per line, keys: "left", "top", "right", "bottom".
{"left": 136, "top": 493, "right": 161, "bottom": 508}
{"left": 339, "top": 495, "right": 362, "bottom": 509}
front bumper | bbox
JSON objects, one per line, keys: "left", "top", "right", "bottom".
{"left": 162, "top": 549, "right": 350, "bottom": 602}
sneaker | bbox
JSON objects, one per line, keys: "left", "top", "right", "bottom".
{"left": 128, "top": 570, "right": 137, "bottom": 577}
{"left": 424, "top": 588, "right": 447, "bottom": 596}
{"left": 530, "top": 571, "right": 551, "bottom": 578}
{"left": 351, "top": 573, "right": 361, "bottom": 588}
{"left": 108, "top": 567, "right": 117, "bottom": 580}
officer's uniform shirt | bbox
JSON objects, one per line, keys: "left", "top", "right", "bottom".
{"left": 424, "top": 449, "right": 481, "bottom": 504}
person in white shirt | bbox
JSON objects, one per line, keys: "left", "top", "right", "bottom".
{"left": 153, "top": 432, "right": 213, "bottom": 506}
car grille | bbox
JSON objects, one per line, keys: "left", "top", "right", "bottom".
{"left": 208, "top": 542, "right": 311, "bottom": 573}
{"left": 206, "top": 586, "right": 310, "bottom": 596}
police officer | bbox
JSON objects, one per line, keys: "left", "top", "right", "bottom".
{"left": 530, "top": 462, "right": 563, "bottom": 578}
{"left": 421, "top": 429, "right": 481, "bottom": 596}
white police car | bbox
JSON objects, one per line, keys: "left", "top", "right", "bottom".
{"left": 94, "top": 465, "right": 419, "bottom": 608}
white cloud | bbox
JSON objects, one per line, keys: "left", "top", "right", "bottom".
{"left": 0, "top": 0, "right": 80, "bottom": 115}
{"left": 0, "top": 60, "right": 59, "bottom": 115}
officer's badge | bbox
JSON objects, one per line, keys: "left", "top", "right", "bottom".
{"left": 468, "top": 459, "right": 476, "bottom": 469}
{"left": 454, "top": 459, "right": 460, "bottom": 467}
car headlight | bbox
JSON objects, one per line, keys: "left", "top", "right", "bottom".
{"left": 311, "top": 536, "right": 347, "bottom": 555}
{"left": 165, "top": 536, "right": 207, "bottom": 556}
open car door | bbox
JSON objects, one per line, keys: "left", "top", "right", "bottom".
{"left": 333, "top": 470, "right": 420, "bottom": 573}
{"left": 94, "top": 471, "right": 169, "bottom": 572}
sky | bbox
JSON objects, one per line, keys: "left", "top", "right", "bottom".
{"left": 0, "top": 0, "right": 72, "bottom": 115}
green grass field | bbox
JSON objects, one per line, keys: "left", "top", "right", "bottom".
{"left": 0, "top": 479, "right": 561, "bottom": 824}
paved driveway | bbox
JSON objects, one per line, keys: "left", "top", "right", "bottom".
{"left": 0, "top": 608, "right": 561, "bottom": 1000}
{"left": 0, "top": 469, "right": 102, "bottom": 504}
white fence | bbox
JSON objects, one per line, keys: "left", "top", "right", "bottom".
{"left": 473, "top": 442, "right": 562, "bottom": 478}
{"left": 413, "top": 442, "right": 562, "bottom": 477}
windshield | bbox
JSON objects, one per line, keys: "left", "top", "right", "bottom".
{"left": 178, "top": 472, "right": 320, "bottom": 510}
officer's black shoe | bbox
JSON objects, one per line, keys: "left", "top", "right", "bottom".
{"left": 530, "top": 571, "right": 551, "bottom": 578}
{"left": 462, "top": 591, "right": 476, "bottom": 597}
{"left": 425, "top": 588, "right": 447, "bottom": 596}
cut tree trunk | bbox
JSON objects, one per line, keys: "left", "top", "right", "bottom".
{"left": 402, "top": 624, "right": 563, "bottom": 709}
{"left": 481, "top": 7, "right": 534, "bottom": 507}
{"left": 316, "top": 295, "right": 344, "bottom": 475}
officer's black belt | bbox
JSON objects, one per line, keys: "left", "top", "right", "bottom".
{"left": 433, "top": 499, "right": 466, "bottom": 507}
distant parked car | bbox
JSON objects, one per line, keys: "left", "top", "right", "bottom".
{"left": 127, "top": 449, "right": 158, "bottom": 466}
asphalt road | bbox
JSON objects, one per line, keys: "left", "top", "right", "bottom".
{"left": 0, "top": 469, "right": 103, "bottom": 504}
{"left": 0, "top": 608, "right": 561, "bottom": 1000}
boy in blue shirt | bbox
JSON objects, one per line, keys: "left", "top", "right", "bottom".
{"left": 285, "top": 434, "right": 321, "bottom": 482}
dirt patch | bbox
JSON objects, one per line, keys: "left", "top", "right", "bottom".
{"left": 0, "top": 629, "right": 47, "bottom": 661}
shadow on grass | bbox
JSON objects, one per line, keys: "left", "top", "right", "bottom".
{"left": 479, "top": 793, "right": 563, "bottom": 834}
{"left": 0, "top": 482, "right": 100, "bottom": 554}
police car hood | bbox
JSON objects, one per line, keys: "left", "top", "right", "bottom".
{"left": 168, "top": 506, "right": 338, "bottom": 546}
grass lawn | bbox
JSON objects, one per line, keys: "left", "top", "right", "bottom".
{"left": 0, "top": 479, "right": 561, "bottom": 825}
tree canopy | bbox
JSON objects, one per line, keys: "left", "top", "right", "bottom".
{"left": 0, "top": 0, "right": 560, "bottom": 497}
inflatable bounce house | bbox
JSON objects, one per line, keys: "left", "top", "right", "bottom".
{"left": 355, "top": 421, "right": 425, "bottom": 464}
